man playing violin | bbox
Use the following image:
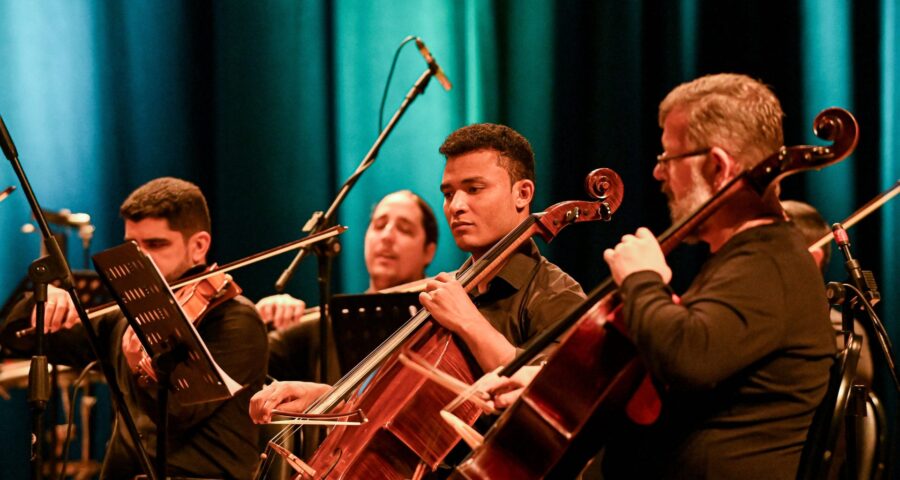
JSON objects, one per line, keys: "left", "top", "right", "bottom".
{"left": 260, "top": 189, "right": 439, "bottom": 381}
{"left": 0, "top": 177, "right": 268, "bottom": 479}
{"left": 250, "top": 123, "right": 585, "bottom": 424}
{"left": 257, "top": 189, "right": 438, "bottom": 329}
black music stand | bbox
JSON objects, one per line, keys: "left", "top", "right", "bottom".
{"left": 329, "top": 292, "right": 421, "bottom": 375}
{"left": 92, "top": 242, "right": 243, "bottom": 479}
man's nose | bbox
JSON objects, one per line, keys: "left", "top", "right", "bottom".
{"left": 380, "top": 224, "right": 398, "bottom": 243}
{"left": 448, "top": 192, "right": 468, "bottom": 213}
{"left": 653, "top": 162, "right": 666, "bottom": 181}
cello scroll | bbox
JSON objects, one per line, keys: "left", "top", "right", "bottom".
{"left": 536, "top": 168, "right": 623, "bottom": 241}
{"left": 751, "top": 107, "right": 859, "bottom": 194}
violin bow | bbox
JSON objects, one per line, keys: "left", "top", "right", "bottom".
{"left": 809, "top": 179, "right": 900, "bottom": 251}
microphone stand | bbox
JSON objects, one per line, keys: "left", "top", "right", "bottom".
{"left": 274, "top": 67, "right": 439, "bottom": 387}
{"left": 830, "top": 223, "right": 898, "bottom": 392}
{"left": 826, "top": 222, "right": 897, "bottom": 479}
{"left": 0, "top": 115, "right": 156, "bottom": 480}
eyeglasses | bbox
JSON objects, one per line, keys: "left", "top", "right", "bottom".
{"left": 655, "top": 147, "right": 712, "bottom": 166}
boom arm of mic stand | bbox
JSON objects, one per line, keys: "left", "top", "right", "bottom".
{"left": 274, "top": 67, "right": 437, "bottom": 292}
{"left": 0, "top": 115, "right": 157, "bottom": 480}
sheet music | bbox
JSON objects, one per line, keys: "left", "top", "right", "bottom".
{"left": 93, "top": 242, "right": 242, "bottom": 405}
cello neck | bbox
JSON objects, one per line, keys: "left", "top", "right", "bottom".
{"left": 306, "top": 215, "right": 545, "bottom": 414}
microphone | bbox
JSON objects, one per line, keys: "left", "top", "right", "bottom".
{"left": 415, "top": 37, "right": 452, "bottom": 91}
{"left": 832, "top": 222, "right": 880, "bottom": 305}
{"left": 0, "top": 185, "right": 15, "bottom": 203}
{"left": 0, "top": 114, "right": 19, "bottom": 161}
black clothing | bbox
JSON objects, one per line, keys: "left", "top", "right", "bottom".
{"left": 468, "top": 239, "right": 586, "bottom": 354}
{"left": 431, "top": 240, "right": 585, "bottom": 478}
{"left": 268, "top": 315, "right": 338, "bottom": 383}
{"left": 267, "top": 240, "right": 584, "bottom": 380}
{"left": 603, "top": 222, "right": 835, "bottom": 479}
{"left": 0, "top": 284, "right": 268, "bottom": 479}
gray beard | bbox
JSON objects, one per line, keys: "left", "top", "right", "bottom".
{"left": 667, "top": 164, "right": 715, "bottom": 225}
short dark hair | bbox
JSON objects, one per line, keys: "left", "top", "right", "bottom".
{"left": 119, "top": 177, "right": 211, "bottom": 237}
{"left": 408, "top": 191, "right": 438, "bottom": 248}
{"left": 372, "top": 190, "right": 438, "bottom": 248}
{"left": 782, "top": 200, "right": 830, "bottom": 273}
{"left": 439, "top": 123, "right": 536, "bottom": 183}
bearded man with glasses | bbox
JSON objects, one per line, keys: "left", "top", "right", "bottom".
{"left": 476, "top": 74, "right": 838, "bottom": 479}
{"left": 598, "top": 73, "right": 836, "bottom": 479}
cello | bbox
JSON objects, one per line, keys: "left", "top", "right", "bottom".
{"left": 452, "top": 107, "right": 860, "bottom": 479}
{"left": 257, "top": 168, "right": 624, "bottom": 480}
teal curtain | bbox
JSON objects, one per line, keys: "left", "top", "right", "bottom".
{"left": 881, "top": 0, "right": 900, "bottom": 422}
{"left": 0, "top": 1, "right": 898, "bottom": 477}
{"left": 800, "top": 0, "right": 855, "bottom": 283}
{"left": 332, "top": 0, "right": 467, "bottom": 293}
{"left": 211, "top": 1, "right": 333, "bottom": 298}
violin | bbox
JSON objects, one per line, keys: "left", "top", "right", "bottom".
{"left": 130, "top": 266, "right": 242, "bottom": 383}
{"left": 174, "top": 267, "right": 242, "bottom": 325}
{"left": 452, "top": 108, "right": 860, "bottom": 479}
{"left": 257, "top": 168, "right": 625, "bottom": 480}
{"left": 15, "top": 225, "right": 347, "bottom": 338}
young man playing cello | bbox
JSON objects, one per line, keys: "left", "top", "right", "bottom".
{"left": 250, "top": 123, "right": 585, "bottom": 422}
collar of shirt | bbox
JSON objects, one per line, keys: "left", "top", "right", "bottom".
{"left": 458, "top": 239, "right": 541, "bottom": 299}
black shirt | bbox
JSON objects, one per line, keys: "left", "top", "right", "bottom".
{"left": 0, "top": 277, "right": 268, "bottom": 479}
{"left": 468, "top": 239, "right": 586, "bottom": 354}
{"left": 604, "top": 222, "right": 836, "bottom": 479}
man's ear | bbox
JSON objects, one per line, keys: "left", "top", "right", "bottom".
{"left": 188, "top": 231, "right": 211, "bottom": 265}
{"left": 705, "top": 147, "right": 737, "bottom": 190}
{"left": 514, "top": 179, "right": 535, "bottom": 211}
{"left": 423, "top": 242, "right": 437, "bottom": 267}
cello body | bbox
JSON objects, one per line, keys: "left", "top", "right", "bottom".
{"left": 453, "top": 108, "right": 859, "bottom": 479}
{"left": 304, "top": 322, "right": 479, "bottom": 478}
{"left": 260, "top": 169, "right": 625, "bottom": 479}
{"left": 454, "top": 297, "right": 649, "bottom": 479}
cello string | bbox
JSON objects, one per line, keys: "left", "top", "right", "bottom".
{"left": 303, "top": 216, "right": 540, "bottom": 416}
{"left": 257, "top": 217, "right": 543, "bottom": 476}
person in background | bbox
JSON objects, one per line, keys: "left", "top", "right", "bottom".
{"left": 249, "top": 123, "right": 585, "bottom": 426}
{"left": 782, "top": 199, "right": 872, "bottom": 386}
{"left": 258, "top": 189, "right": 438, "bottom": 381}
